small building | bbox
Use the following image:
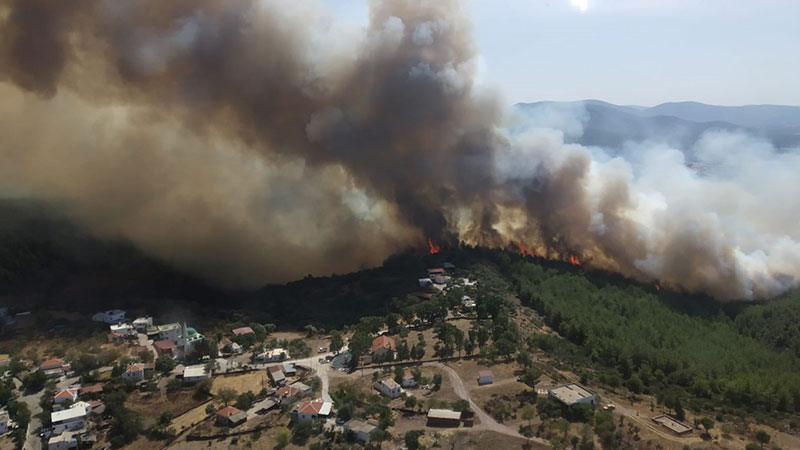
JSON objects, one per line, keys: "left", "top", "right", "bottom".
{"left": 79, "top": 383, "right": 103, "bottom": 396}
{"left": 477, "top": 370, "right": 494, "bottom": 385}
{"left": 52, "top": 388, "right": 79, "bottom": 405}
{"left": 370, "top": 336, "right": 395, "bottom": 361}
{"left": 374, "top": 379, "right": 402, "bottom": 398}
{"left": 276, "top": 382, "right": 311, "bottom": 403}
{"left": 418, "top": 278, "right": 432, "bottom": 288}
{"left": 157, "top": 323, "right": 182, "bottom": 341}
{"left": 216, "top": 406, "right": 247, "bottom": 427}
{"left": 652, "top": 414, "right": 692, "bottom": 436}
{"left": 92, "top": 309, "right": 126, "bottom": 324}
{"left": 153, "top": 339, "right": 178, "bottom": 357}
{"left": 548, "top": 384, "right": 596, "bottom": 406}
{"left": 294, "top": 400, "right": 332, "bottom": 423}
{"left": 344, "top": 419, "right": 380, "bottom": 443}
{"left": 267, "top": 366, "right": 286, "bottom": 386}
{"left": 0, "top": 414, "right": 9, "bottom": 435}
{"left": 132, "top": 317, "right": 153, "bottom": 331}
{"left": 41, "top": 358, "right": 64, "bottom": 371}
{"left": 122, "top": 363, "right": 147, "bottom": 382}
{"left": 427, "top": 268, "right": 445, "bottom": 276}
{"left": 432, "top": 275, "right": 450, "bottom": 285}
{"left": 109, "top": 323, "right": 136, "bottom": 337}
{"left": 232, "top": 326, "right": 254, "bottom": 336}
{"left": 47, "top": 431, "right": 78, "bottom": 450}
{"left": 426, "top": 409, "right": 462, "bottom": 427}
{"left": 107, "top": 332, "right": 125, "bottom": 344}
{"left": 51, "top": 406, "right": 87, "bottom": 433}
{"left": 219, "top": 337, "right": 242, "bottom": 355}
{"left": 69, "top": 401, "right": 94, "bottom": 414}
{"left": 86, "top": 400, "right": 105, "bottom": 415}
{"left": 183, "top": 365, "right": 210, "bottom": 383}
{"left": 461, "top": 296, "right": 476, "bottom": 308}
{"left": 282, "top": 362, "right": 296, "bottom": 376}
{"left": 402, "top": 373, "right": 417, "bottom": 388}
{"left": 443, "top": 262, "right": 456, "bottom": 269}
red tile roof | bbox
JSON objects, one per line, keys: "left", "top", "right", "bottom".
{"left": 53, "top": 388, "right": 78, "bottom": 399}
{"left": 478, "top": 370, "right": 493, "bottom": 378}
{"left": 277, "top": 385, "right": 300, "bottom": 397}
{"left": 79, "top": 384, "right": 103, "bottom": 395}
{"left": 154, "top": 340, "right": 177, "bottom": 350}
{"left": 40, "top": 358, "right": 63, "bottom": 369}
{"left": 427, "top": 268, "right": 445, "bottom": 274}
{"left": 371, "top": 336, "right": 395, "bottom": 354}
{"left": 216, "top": 405, "right": 243, "bottom": 418}
{"left": 297, "top": 400, "right": 325, "bottom": 415}
{"left": 268, "top": 365, "right": 284, "bottom": 374}
{"left": 232, "top": 327, "right": 254, "bottom": 336}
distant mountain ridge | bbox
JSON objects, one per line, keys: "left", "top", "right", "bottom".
{"left": 515, "top": 100, "right": 800, "bottom": 150}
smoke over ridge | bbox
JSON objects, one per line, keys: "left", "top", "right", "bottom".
{"left": 1, "top": 0, "right": 798, "bottom": 300}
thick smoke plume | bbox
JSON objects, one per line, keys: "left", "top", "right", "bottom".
{"left": 1, "top": 0, "right": 798, "bottom": 300}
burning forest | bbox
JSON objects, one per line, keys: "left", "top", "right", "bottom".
{"left": 2, "top": 0, "right": 800, "bottom": 301}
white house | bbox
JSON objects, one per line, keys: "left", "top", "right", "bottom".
{"left": 122, "top": 363, "right": 146, "bottom": 382}
{"left": 294, "top": 400, "right": 332, "bottom": 423}
{"left": 92, "top": 309, "right": 126, "bottom": 324}
{"left": 548, "top": 384, "right": 596, "bottom": 406}
{"left": 257, "top": 348, "right": 288, "bottom": 362}
{"left": 51, "top": 406, "right": 87, "bottom": 433}
{"left": 402, "top": 373, "right": 417, "bottom": 388}
{"left": 418, "top": 278, "right": 432, "bottom": 287}
{"left": 132, "top": 317, "right": 153, "bottom": 331}
{"left": 374, "top": 379, "right": 402, "bottom": 398}
{"left": 276, "top": 382, "right": 311, "bottom": 403}
{"left": 282, "top": 362, "right": 296, "bottom": 376}
{"left": 158, "top": 323, "right": 182, "bottom": 341}
{"left": 183, "top": 365, "right": 210, "bottom": 383}
{"left": 47, "top": 431, "right": 78, "bottom": 450}
{"left": 344, "top": 419, "right": 380, "bottom": 443}
{"left": 477, "top": 370, "right": 494, "bottom": 385}
{"left": 109, "top": 323, "right": 136, "bottom": 337}
{"left": 52, "top": 388, "right": 79, "bottom": 405}
{"left": 70, "top": 401, "right": 94, "bottom": 414}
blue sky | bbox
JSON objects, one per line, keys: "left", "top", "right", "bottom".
{"left": 320, "top": 0, "right": 800, "bottom": 107}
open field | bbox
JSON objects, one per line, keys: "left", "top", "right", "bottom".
{"left": 171, "top": 401, "right": 212, "bottom": 434}
{"left": 127, "top": 390, "right": 208, "bottom": 428}
{"left": 211, "top": 371, "right": 270, "bottom": 395}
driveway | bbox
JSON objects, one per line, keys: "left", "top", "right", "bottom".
{"left": 19, "top": 388, "right": 44, "bottom": 450}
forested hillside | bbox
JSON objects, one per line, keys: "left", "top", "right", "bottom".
{"left": 508, "top": 258, "right": 800, "bottom": 416}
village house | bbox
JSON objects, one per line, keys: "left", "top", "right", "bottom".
{"left": 276, "top": 382, "right": 311, "bottom": 404}
{"left": 216, "top": 406, "right": 247, "bottom": 427}
{"left": 344, "top": 419, "right": 380, "bottom": 443}
{"left": 92, "top": 309, "right": 126, "bottom": 324}
{"left": 153, "top": 339, "right": 178, "bottom": 357}
{"left": 132, "top": 316, "right": 153, "bottom": 331}
{"left": 427, "top": 268, "right": 445, "bottom": 277}
{"left": 109, "top": 323, "right": 136, "bottom": 337}
{"left": 477, "top": 370, "right": 494, "bottom": 385}
{"left": 257, "top": 348, "right": 288, "bottom": 362}
{"left": 122, "top": 363, "right": 151, "bottom": 382}
{"left": 402, "top": 373, "right": 417, "bottom": 388}
{"left": 418, "top": 278, "right": 432, "bottom": 287}
{"left": 52, "top": 388, "right": 78, "bottom": 405}
{"left": 548, "top": 384, "right": 596, "bottom": 406}
{"left": 40, "top": 358, "right": 65, "bottom": 378}
{"left": 461, "top": 296, "right": 476, "bottom": 308}
{"left": 426, "top": 409, "right": 462, "bottom": 427}
{"left": 157, "top": 323, "right": 182, "bottom": 341}
{"left": 293, "top": 400, "right": 332, "bottom": 423}
{"left": 374, "top": 378, "right": 403, "bottom": 398}
{"left": 282, "top": 362, "right": 296, "bottom": 376}
{"left": 370, "top": 336, "right": 395, "bottom": 361}
{"left": 47, "top": 431, "right": 78, "bottom": 450}
{"left": 107, "top": 332, "right": 125, "bottom": 344}
{"left": 183, "top": 365, "right": 210, "bottom": 384}
{"left": 267, "top": 365, "right": 286, "bottom": 386}
{"left": 78, "top": 384, "right": 103, "bottom": 396}
{"left": 86, "top": 400, "right": 105, "bottom": 415}
{"left": 219, "top": 337, "right": 242, "bottom": 355}
{"left": 51, "top": 405, "right": 87, "bottom": 433}
{"left": 0, "top": 414, "right": 9, "bottom": 435}
{"left": 232, "top": 326, "right": 254, "bottom": 336}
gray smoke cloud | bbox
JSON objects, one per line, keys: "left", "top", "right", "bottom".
{"left": 1, "top": 0, "right": 798, "bottom": 299}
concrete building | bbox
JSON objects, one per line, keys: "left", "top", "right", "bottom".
{"left": 548, "top": 384, "right": 596, "bottom": 406}
{"left": 0, "top": 414, "right": 9, "bottom": 435}
{"left": 374, "top": 379, "right": 402, "bottom": 398}
{"left": 158, "top": 323, "right": 182, "bottom": 341}
{"left": 257, "top": 348, "right": 288, "bottom": 362}
{"left": 652, "top": 414, "right": 692, "bottom": 436}
{"left": 109, "top": 323, "right": 136, "bottom": 337}
{"left": 426, "top": 409, "right": 462, "bottom": 427}
{"left": 402, "top": 373, "right": 417, "bottom": 388}
{"left": 51, "top": 406, "right": 87, "bottom": 433}
{"left": 153, "top": 339, "right": 178, "bottom": 357}
{"left": 294, "top": 400, "right": 332, "bottom": 423}
{"left": 47, "top": 431, "right": 78, "bottom": 450}
{"left": 267, "top": 366, "right": 285, "bottom": 386}
{"left": 122, "top": 363, "right": 149, "bottom": 382}
{"left": 132, "top": 317, "right": 153, "bottom": 331}
{"left": 344, "top": 419, "right": 380, "bottom": 443}
{"left": 52, "top": 388, "right": 78, "bottom": 405}
{"left": 183, "top": 365, "right": 210, "bottom": 383}
{"left": 232, "top": 326, "right": 254, "bottom": 336}
{"left": 477, "top": 370, "right": 494, "bottom": 385}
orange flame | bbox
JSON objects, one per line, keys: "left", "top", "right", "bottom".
{"left": 569, "top": 254, "right": 580, "bottom": 266}
{"left": 517, "top": 242, "right": 535, "bottom": 257}
{"left": 428, "top": 238, "right": 440, "bottom": 254}
{"left": 655, "top": 284, "right": 661, "bottom": 291}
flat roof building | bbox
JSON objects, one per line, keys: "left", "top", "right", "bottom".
{"left": 652, "top": 414, "right": 692, "bottom": 435}
{"left": 426, "top": 409, "right": 462, "bottom": 427}
{"left": 548, "top": 384, "right": 596, "bottom": 406}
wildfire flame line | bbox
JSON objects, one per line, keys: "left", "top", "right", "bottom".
{"left": 569, "top": 254, "right": 581, "bottom": 266}
{"left": 428, "top": 238, "right": 441, "bottom": 254}
{"left": 517, "top": 242, "right": 535, "bottom": 257}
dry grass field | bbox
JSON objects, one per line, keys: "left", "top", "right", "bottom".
{"left": 211, "top": 371, "right": 270, "bottom": 395}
